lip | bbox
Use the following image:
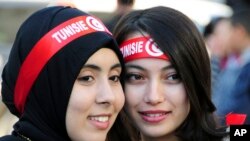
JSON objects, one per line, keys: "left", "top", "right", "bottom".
{"left": 88, "top": 114, "right": 112, "bottom": 130}
{"left": 138, "top": 110, "right": 171, "bottom": 123}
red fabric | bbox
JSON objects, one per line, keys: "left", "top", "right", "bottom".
{"left": 119, "top": 36, "right": 168, "bottom": 62}
{"left": 226, "top": 113, "right": 247, "bottom": 125}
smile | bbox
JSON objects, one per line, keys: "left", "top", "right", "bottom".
{"left": 141, "top": 113, "right": 166, "bottom": 117}
{"left": 89, "top": 116, "right": 110, "bottom": 122}
{"left": 139, "top": 111, "right": 171, "bottom": 123}
{"left": 88, "top": 115, "right": 112, "bottom": 129}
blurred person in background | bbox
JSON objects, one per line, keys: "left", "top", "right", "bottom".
{"left": 0, "top": 50, "right": 18, "bottom": 137}
{"left": 0, "top": 100, "right": 18, "bottom": 136}
{"left": 104, "top": 0, "right": 135, "bottom": 33}
{"left": 203, "top": 17, "right": 232, "bottom": 86}
{"left": 226, "top": 0, "right": 250, "bottom": 13}
{"left": 48, "top": 0, "right": 76, "bottom": 7}
{"left": 212, "top": 9, "right": 250, "bottom": 125}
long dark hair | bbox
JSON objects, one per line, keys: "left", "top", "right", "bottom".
{"left": 114, "top": 6, "right": 228, "bottom": 141}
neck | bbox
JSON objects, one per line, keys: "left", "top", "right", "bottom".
{"left": 141, "top": 134, "right": 181, "bottom": 141}
{"left": 238, "top": 37, "right": 250, "bottom": 53}
{"left": 116, "top": 5, "right": 132, "bottom": 15}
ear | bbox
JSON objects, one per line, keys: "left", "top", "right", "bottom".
{"left": 234, "top": 24, "right": 248, "bottom": 38}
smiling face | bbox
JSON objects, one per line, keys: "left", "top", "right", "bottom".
{"left": 124, "top": 35, "right": 190, "bottom": 141}
{"left": 66, "top": 48, "right": 125, "bottom": 141}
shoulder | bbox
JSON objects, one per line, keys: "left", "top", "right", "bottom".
{"left": 221, "top": 127, "right": 230, "bottom": 141}
{"left": 241, "top": 63, "right": 250, "bottom": 74}
{"left": 222, "top": 135, "right": 230, "bottom": 141}
{"left": 235, "top": 62, "right": 250, "bottom": 83}
{"left": 0, "top": 135, "right": 23, "bottom": 141}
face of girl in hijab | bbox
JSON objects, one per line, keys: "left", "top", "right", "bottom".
{"left": 123, "top": 34, "right": 190, "bottom": 141}
{"left": 66, "top": 48, "right": 124, "bottom": 141}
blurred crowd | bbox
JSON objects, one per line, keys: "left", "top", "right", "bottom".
{"left": 203, "top": 0, "right": 250, "bottom": 125}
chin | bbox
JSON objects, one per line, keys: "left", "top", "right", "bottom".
{"left": 70, "top": 132, "right": 108, "bottom": 141}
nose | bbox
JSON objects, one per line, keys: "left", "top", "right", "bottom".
{"left": 144, "top": 79, "right": 165, "bottom": 105}
{"left": 95, "top": 79, "right": 115, "bottom": 105}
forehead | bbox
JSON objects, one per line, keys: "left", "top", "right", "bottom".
{"left": 214, "top": 20, "right": 232, "bottom": 34}
{"left": 85, "top": 48, "right": 119, "bottom": 64}
{"left": 125, "top": 58, "right": 172, "bottom": 71}
{"left": 125, "top": 32, "right": 148, "bottom": 40}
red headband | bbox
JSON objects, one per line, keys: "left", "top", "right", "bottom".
{"left": 119, "top": 36, "right": 168, "bottom": 62}
{"left": 14, "top": 15, "right": 111, "bottom": 114}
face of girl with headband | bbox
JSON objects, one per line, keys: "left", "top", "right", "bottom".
{"left": 1, "top": 6, "right": 125, "bottom": 141}
{"left": 66, "top": 48, "right": 124, "bottom": 141}
{"left": 120, "top": 32, "right": 190, "bottom": 140}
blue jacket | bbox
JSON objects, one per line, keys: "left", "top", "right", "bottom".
{"left": 213, "top": 48, "right": 250, "bottom": 125}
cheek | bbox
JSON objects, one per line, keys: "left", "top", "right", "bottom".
{"left": 165, "top": 84, "right": 189, "bottom": 108}
{"left": 69, "top": 84, "right": 96, "bottom": 112}
{"left": 178, "top": 92, "right": 190, "bottom": 112}
{"left": 180, "top": 98, "right": 190, "bottom": 121}
{"left": 165, "top": 85, "right": 190, "bottom": 123}
{"left": 114, "top": 86, "right": 125, "bottom": 111}
{"left": 124, "top": 85, "right": 143, "bottom": 107}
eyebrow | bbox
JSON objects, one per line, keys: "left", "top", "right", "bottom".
{"left": 126, "top": 64, "right": 174, "bottom": 71}
{"left": 111, "top": 63, "right": 122, "bottom": 70}
{"left": 161, "top": 65, "right": 174, "bottom": 71}
{"left": 83, "top": 63, "right": 121, "bottom": 71}
{"left": 125, "top": 64, "right": 145, "bottom": 71}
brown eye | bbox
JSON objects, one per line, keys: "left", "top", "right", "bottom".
{"left": 77, "top": 75, "right": 95, "bottom": 85}
{"left": 168, "top": 73, "right": 180, "bottom": 80}
{"left": 163, "top": 73, "right": 181, "bottom": 84}
{"left": 126, "top": 74, "right": 142, "bottom": 81}
{"left": 78, "top": 76, "right": 94, "bottom": 81}
{"left": 109, "top": 75, "right": 120, "bottom": 82}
